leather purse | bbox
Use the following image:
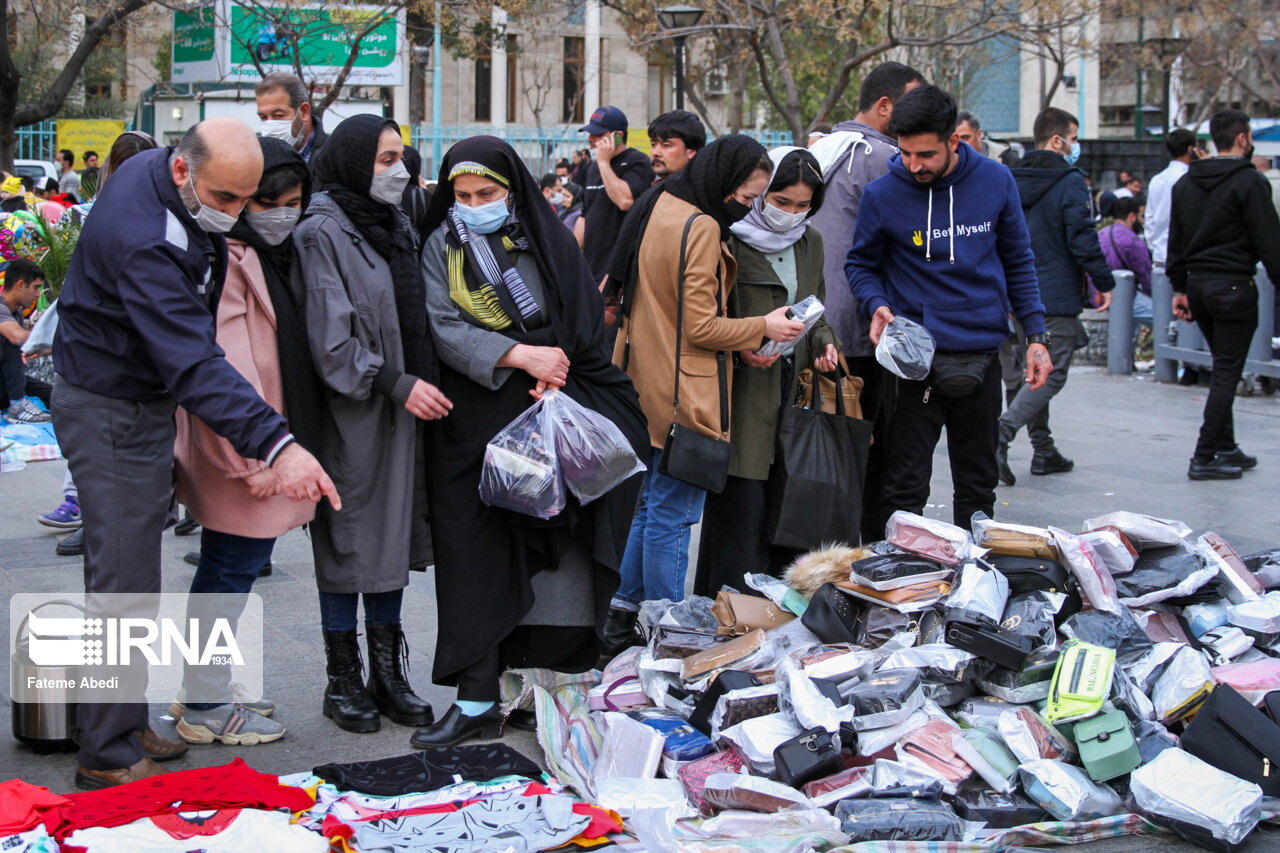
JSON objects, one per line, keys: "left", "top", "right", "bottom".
{"left": 797, "top": 354, "right": 867, "bottom": 423}
{"left": 773, "top": 726, "right": 843, "bottom": 788}
{"left": 653, "top": 625, "right": 724, "bottom": 660}
{"left": 688, "top": 670, "right": 763, "bottom": 735}
{"left": 837, "top": 579, "right": 951, "bottom": 611}
{"left": 712, "top": 591, "right": 796, "bottom": 636}
{"left": 678, "top": 748, "right": 747, "bottom": 816}
{"left": 801, "top": 583, "right": 867, "bottom": 644}
{"left": 656, "top": 213, "right": 731, "bottom": 494}
{"left": 680, "top": 629, "right": 765, "bottom": 682}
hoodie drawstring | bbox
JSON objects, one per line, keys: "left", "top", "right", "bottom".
{"left": 926, "top": 188, "right": 933, "bottom": 262}
{"left": 948, "top": 185, "right": 955, "bottom": 264}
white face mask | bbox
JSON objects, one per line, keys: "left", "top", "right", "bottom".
{"left": 260, "top": 117, "right": 302, "bottom": 147}
{"left": 589, "top": 147, "right": 599, "bottom": 162}
{"left": 761, "top": 201, "right": 809, "bottom": 233}
{"left": 246, "top": 206, "right": 301, "bottom": 246}
{"left": 369, "top": 159, "right": 410, "bottom": 205}
{"left": 182, "top": 167, "right": 239, "bottom": 233}
{"left": 549, "top": 192, "right": 564, "bottom": 206}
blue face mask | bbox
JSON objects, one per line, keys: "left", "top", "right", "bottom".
{"left": 1065, "top": 141, "right": 1081, "bottom": 166}
{"left": 455, "top": 196, "right": 509, "bottom": 234}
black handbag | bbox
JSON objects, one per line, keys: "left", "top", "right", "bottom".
{"left": 1182, "top": 684, "right": 1280, "bottom": 797}
{"left": 944, "top": 618, "right": 1034, "bottom": 671}
{"left": 801, "top": 583, "right": 866, "bottom": 644}
{"left": 688, "top": 670, "right": 763, "bottom": 735}
{"left": 656, "top": 213, "right": 732, "bottom": 493}
{"left": 926, "top": 352, "right": 993, "bottom": 397}
{"left": 774, "top": 726, "right": 843, "bottom": 788}
{"left": 985, "top": 554, "right": 1082, "bottom": 625}
{"left": 766, "top": 395, "right": 872, "bottom": 549}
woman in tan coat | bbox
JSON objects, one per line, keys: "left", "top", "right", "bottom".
{"left": 600, "top": 135, "right": 805, "bottom": 659}
{"left": 172, "top": 138, "right": 323, "bottom": 746}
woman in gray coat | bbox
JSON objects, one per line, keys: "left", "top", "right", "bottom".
{"left": 294, "top": 115, "right": 452, "bottom": 734}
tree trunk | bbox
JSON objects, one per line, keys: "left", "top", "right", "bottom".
{"left": 0, "top": 0, "right": 21, "bottom": 171}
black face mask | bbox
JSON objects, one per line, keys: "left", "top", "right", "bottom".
{"left": 724, "top": 199, "right": 752, "bottom": 222}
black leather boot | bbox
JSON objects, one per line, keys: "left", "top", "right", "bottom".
{"left": 996, "top": 421, "right": 1017, "bottom": 487}
{"left": 366, "top": 623, "right": 433, "bottom": 727}
{"left": 596, "top": 606, "right": 642, "bottom": 669}
{"left": 322, "top": 630, "right": 380, "bottom": 733}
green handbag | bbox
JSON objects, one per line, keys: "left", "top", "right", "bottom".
{"left": 1074, "top": 710, "right": 1142, "bottom": 782}
{"left": 1045, "top": 639, "right": 1115, "bottom": 724}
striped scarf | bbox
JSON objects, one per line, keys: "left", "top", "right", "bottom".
{"left": 445, "top": 204, "right": 545, "bottom": 332}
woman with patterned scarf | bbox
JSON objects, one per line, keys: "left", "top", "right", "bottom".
{"left": 415, "top": 136, "right": 647, "bottom": 748}
{"left": 294, "top": 114, "right": 452, "bottom": 735}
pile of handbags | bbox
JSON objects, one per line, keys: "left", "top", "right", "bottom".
{"left": 588, "top": 509, "right": 1280, "bottom": 851}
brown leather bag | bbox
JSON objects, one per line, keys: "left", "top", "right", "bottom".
{"left": 712, "top": 591, "right": 796, "bottom": 635}
{"left": 797, "top": 353, "right": 867, "bottom": 427}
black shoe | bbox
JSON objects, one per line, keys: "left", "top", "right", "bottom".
{"left": 55, "top": 527, "right": 85, "bottom": 557}
{"left": 322, "top": 630, "right": 380, "bottom": 733}
{"left": 409, "top": 704, "right": 503, "bottom": 749}
{"left": 505, "top": 709, "right": 537, "bottom": 731}
{"left": 596, "top": 606, "right": 643, "bottom": 669}
{"left": 259, "top": 559, "right": 273, "bottom": 578}
{"left": 1179, "top": 367, "right": 1199, "bottom": 386}
{"left": 366, "top": 623, "right": 433, "bottom": 727}
{"left": 1031, "top": 451, "right": 1074, "bottom": 475}
{"left": 996, "top": 421, "right": 1017, "bottom": 486}
{"left": 183, "top": 550, "right": 200, "bottom": 568}
{"left": 1215, "top": 447, "right": 1258, "bottom": 470}
{"left": 1188, "top": 457, "right": 1243, "bottom": 481}
{"left": 173, "top": 512, "right": 200, "bottom": 537}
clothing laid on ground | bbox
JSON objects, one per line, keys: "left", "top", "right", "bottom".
{"left": 1098, "top": 221, "right": 1153, "bottom": 296}
{"left": 0, "top": 827, "right": 56, "bottom": 852}
{"left": 1145, "top": 159, "right": 1187, "bottom": 265}
{"left": 63, "top": 808, "right": 327, "bottom": 853}
{"left": 421, "top": 137, "right": 647, "bottom": 695}
{"left": 43, "top": 758, "right": 313, "bottom": 841}
{"left": 1009, "top": 150, "right": 1115, "bottom": 314}
{"left": 0, "top": 780, "right": 68, "bottom": 834}
{"left": 313, "top": 745, "right": 543, "bottom": 798}
{"left": 580, "top": 148, "right": 655, "bottom": 278}
{"left": 847, "top": 142, "right": 1046, "bottom": 352}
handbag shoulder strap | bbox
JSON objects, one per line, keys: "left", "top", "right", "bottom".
{"left": 672, "top": 213, "right": 730, "bottom": 437}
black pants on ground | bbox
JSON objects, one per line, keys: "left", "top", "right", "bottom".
{"left": 847, "top": 356, "right": 895, "bottom": 544}
{"left": 0, "top": 339, "right": 51, "bottom": 408}
{"left": 880, "top": 355, "right": 1001, "bottom": 533}
{"left": 1188, "top": 278, "right": 1258, "bottom": 461}
{"left": 694, "top": 475, "right": 803, "bottom": 597}
{"left": 53, "top": 379, "right": 175, "bottom": 771}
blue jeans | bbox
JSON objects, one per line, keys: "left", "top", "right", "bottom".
{"left": 182, "top": 528, "right": 276, "bottom": 711}
{"left": 318, "top": 589, "right": 404, "bottom": 632}
{"left": 614, "top": 447, "right": 707, "bottom": 608}
{"left": 1133, "top": 291, "right": 1154, "bottom": 326}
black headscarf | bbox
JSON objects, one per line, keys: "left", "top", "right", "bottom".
{"left": 310, "top": 114, "right": 433, "bottom": 381}
{"left": 607, "top": 134, "right": 767, "bottom": 315}
{"left": 399, "top": 145, "right": 433, "bottom": 242}
{"left": 228, "top": 137, "right": 325, "bottom": 456}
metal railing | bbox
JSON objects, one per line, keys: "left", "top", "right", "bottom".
{"left": 14, "top": 121, "right": 59, "bottom": 163}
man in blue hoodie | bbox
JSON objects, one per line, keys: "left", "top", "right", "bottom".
{"left": 998, "top": 108, "right": 1115, "bottom": 485}
{"left": 846, "top": 85, "right": 1051, "bottom": 531}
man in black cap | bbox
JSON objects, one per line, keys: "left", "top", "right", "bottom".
{"left": 578, "top": 105, "right": 655, "bottom": 280}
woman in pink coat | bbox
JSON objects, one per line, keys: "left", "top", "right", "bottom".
{"left": 172, "top": 137, "right": 324, "bottom": 747}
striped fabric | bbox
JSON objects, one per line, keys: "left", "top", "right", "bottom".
{"left": 447, "top": 205, "right": 543, "bottom": 329}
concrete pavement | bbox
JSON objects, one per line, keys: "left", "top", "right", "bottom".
{"left": 1, "top": 365, "right": 1277, "bottom": 851}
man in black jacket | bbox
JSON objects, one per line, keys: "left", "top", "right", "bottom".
{"left": 997, "top": 108, "right": 1115, "bottom": 484}
{"left": 1168, "top": 109, "right": 1280, "bottom": 480}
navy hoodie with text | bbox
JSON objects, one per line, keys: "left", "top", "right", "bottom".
{"left": 845, "top": 141, "right": 1046, "bottom": 352}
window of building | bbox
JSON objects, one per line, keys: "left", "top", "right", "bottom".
{"left": 564, "top": 36, "right": 584, "bottom": 124}
{"left": 476, "top": 43, "right": 492, "bottom": 122}
{"left": 647, "top": 62, "right": 667, "bottom": 120}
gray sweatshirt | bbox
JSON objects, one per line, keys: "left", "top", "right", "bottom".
{"left": 807, "top": 120, "right": 898, "bottom": 358}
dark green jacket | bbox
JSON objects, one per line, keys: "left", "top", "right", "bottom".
{"left": 726, "top": 229, "right": 839, "bottom": 480}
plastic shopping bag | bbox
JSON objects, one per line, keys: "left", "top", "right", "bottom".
{"left": 875, "top": 316, "right": 935, "bottom": 381}
{"left": 479, "top": 399, "right": 564, "bottom": 518}
{"left": 20, "top": 298, "right": 57, "bottom": 355}
{"left": 541, "top": 390, "right": 644, "bottom": 504}
{"left": 756, "top": 295, "right": 826, "bottom": 359}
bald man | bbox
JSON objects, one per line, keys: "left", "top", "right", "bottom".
{"left": 53, "top": 117, "right": 340, "bottom": 789}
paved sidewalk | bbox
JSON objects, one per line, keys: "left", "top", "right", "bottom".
{"left": 1, "top": 366, "right": 1277, "bottom": 851}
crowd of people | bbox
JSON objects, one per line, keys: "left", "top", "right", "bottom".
{"left": 1, "top": 61, "right": 1276, "bottom": 791}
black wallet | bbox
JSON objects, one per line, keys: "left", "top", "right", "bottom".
{"left": 773, "top": 726, "right": 842, "bottom": 788}
{"left": 944, "top": 618, "right": 1034, "bottom": 671}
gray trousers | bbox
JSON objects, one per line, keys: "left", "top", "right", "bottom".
{"left": 999, "top": 315, "right": 1083, "bottom": 455}
{"left": 53, "top": 379, "right": 176, "bottom": 770}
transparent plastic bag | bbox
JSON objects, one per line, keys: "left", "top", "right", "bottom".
{"left": 945, "top": 562, "right": 1010, "bottom": 624}
{"left": 1152, "top": 645, "right": 1214, "bottom": 723}
{"left": 997, "top": 706, "right": 1077, "bottom": 764}
{"left": 641, "top": 596, "right": 719, "bottom": 637}
{"left": 999, "top": 591, "right": 1062, "bottom": 649}
{"left": 776, "top": 658, "right": 852, "bottom": 736}
{"left": 1227, "top": 591, "right": 1280, "bottom": 634}
{"left": 1060, "top": 607, "right": 1153, "bottom": 664}
{"left": 703, "top": 772, "right": 813, "bottom": 813}
{"left": 592, "top": 712, "right": 664, "bottom": 782}
{"left": 1081, "top": 530, "right": 1137, "bottom": 577}
{"left": 1050, "top": 528, "right": 1120, "bottom": 614}
{"left": 1018, "top": 760, "right": 1122, "bottom": 821}
{"left": 836, "top": 795, "right": 961, "bottom": 843}
{"left": 479, "top": 399, "right": 564, "bottom": 518}
{"left": 875, "top": 315, "right": 936, "bottom": 381}
{"left": 1211, "top": 658, "right": 1280, "bottom": 706}
{"left": 596, "top": 777, "right": 695, "bottom": 819}
{"left": 542, "top": 390, "right": 645, "bottom": 504}
{"left": 971, "top": 516, "right": 1057, "bottom": 559}
{"left": 19, "top": 298, "right": 57, "bottom": 354}
{"left": 1130, "top": 748, "right": 1263, "bottom": 849}
{"left": 1082, "top": 511, "right": 1192, "bottom": 548}
{"left": 1116, "top": 543, "right": 1217, "bottom": 608}
{"left": 846, "top": 668, "right": 925, "bottom": 731}
{"left": 716, "top": 712, "right": 803, "bottom": 776}
{"left": 870, "top": 759, "right": 948, "bottom": 798}
{"left": 950, "top": 727, "right": 1018, "bottom": 794}
{"left": 756, "top": 295, "right": 825, "bottom": 359}
{"left": 887, "top": 511, "right": 975, "bottom": 566}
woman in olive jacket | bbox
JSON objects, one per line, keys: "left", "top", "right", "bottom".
{"left": 694, "top": 147, "right": 840, "bottom": 594}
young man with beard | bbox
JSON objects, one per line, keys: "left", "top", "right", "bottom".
{"left": 846, "top": 85, "right": 1051, "bottom": 531}
{"left": 647, "top": 110, "right": 706, "bottom": 182}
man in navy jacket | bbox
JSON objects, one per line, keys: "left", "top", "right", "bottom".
{"left": 846, "top": 85, "right": 1051, "bottom": 531}
{"left": 53, "top": 117, "right": 340, "bottom": 789}
{"left": 999, "top": 108, "right": 1115, "bottom": 484}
